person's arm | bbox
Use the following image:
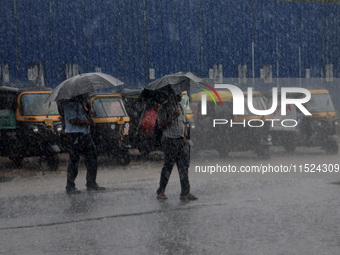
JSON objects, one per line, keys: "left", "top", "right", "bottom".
{"left": 181, "top": 124, "right": 188, "bottom": 145}
{"left": 65, "top": 101, "right": 95, "bottom": 127}
{"left": 159, "top": 110, "right": 180, "bottom": 129}
{"left": 181, "top": 112, "right": 189, "bottom": 144}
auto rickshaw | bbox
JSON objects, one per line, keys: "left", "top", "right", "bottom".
{"left": 0, "top": 86, "right": 63, "bottom": 170}
{"left": 191, "top": 90, "right": 271, "bottom": 158}
{"left": 121, "top": 89, "right": 194, "bottom": 158}
{"left": 89, "top": 92, "right": 131, "bottom": 165}
{"left": 266, "top": 89, "right": 339, "bottom": 154}
{"left": 119, "top": 88, "right": 161, "bottom": 158}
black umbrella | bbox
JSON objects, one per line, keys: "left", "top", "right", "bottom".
{"left": 138, "top": 72, "right": 203, "bottom": 124}
{"left": 45, "top": 72, "right": 124, "bottom": 103}
{"left": 140, "top": 72, "right": 202, "bottom": 104}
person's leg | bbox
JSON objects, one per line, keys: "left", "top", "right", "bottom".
{"left": 66, "top": 135, "right": 80, "bottom": 190}
{"left": 81, "top": 135, "right": 99, "bottom": 188}
{"left": 157, "top": 138, "right": 178, "bottom": 195}
{"left": 176, "top": 142, "right": 191, "bottom": 196}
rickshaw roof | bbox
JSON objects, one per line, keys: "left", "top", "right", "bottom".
{"left": 263, "top": 89, "right": 330, "bottom": 99}
{"left": 309, "top": 89, "right": 329, "bottom": 94}
{"left": 119, "top": 88, "right": 143, "bottom": 98}
{"left": 89, "top": 91, "right": 123, "bottom": 98}
{"left": 0, "top": 85, "right": 52, "bottom": 95}
{"left": 243, "top": 91, "right": 262, "bottom": 96}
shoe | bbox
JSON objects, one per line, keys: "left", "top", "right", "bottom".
{"left": 157, "top": 193, "right": 168, "bottom": 200}
{"left": 180, "top": 193, "right": 198, "bottom": 201}
{"left": 66, "top": 187, "right": 81, "bottom": 195}
{"left": 87, "top": 184, "right": 106, "bottom": 191}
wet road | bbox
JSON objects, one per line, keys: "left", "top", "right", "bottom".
{"left": 1, "top": 148, "right": 340, "bottom": 255}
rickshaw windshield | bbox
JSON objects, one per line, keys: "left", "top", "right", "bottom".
{"left": 244, "top": 95, "right": 266, "bottom": 116}
{"left": 20, "top": 93, "right": 59, "bottom": 116}
{"left": 180, "top": 94, "right": 192, "bottom": 114}
{"left": 92, "top": 97, "right": 127, "bottom": 117}
{"left": 304, "top": 94, "right": 335, "bottom": 113}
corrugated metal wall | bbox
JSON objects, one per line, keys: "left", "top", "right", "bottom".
{"left": 0, "top": 0, "right": 339, "bottom": 88}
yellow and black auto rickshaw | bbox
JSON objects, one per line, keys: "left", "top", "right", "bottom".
{"left": 89, "top": 92, "right": 131, "bottom": 165}
{"left": 266, "top": 89, "right": 338, "bottom": 154}
{"left": 0, "top": 86, "right": 63, "bottom": 169}
{"left": 191, "top": 90, "right": 272, "bottom": 158}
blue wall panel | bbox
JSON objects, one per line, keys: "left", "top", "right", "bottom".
{"left": 254, "top": 0, "right": 277, "bottom": 78}
{"left": 16, "top": 0, "right": 31, "bottom": 82}
{"left": 321, "top": 3, "right": 340, "bottom": 78}
{"left": 276, "top": 1, "right": 300, "bottom": 78}
{"left": 16, "top": 0, "right": 52, "bottom": 84}
{"left": 0, "top": 0, "right": 339, "bottom": 88}
{"left": 85, "top": 0, "right": 118, "bottom": 76}
{"left": 115, "top": 0, "right": 147, "bottom": 87}
{"left": 51, "top": 0, "right": 85, "bottom": 85}
{"left": 131, "top": 0, "right": 148, "bottom": 87}
{"left": 146, "top": 0, "right": 176, "bottom": 81}
{"left": 301, "top": 2, "right": 321, "bottom": 78}
{"left": 2, "top": 0, "right": 17, "bottom": 81}
{"left": 173, "top": 0, "right": 202, "bottom": 77}
{"left": 201, "top": 0, "right": 230, "bottom": 77}
{"left": 228, "top": 0, "right": 252, "bottom": 78}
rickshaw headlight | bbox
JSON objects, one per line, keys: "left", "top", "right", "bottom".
{"left": 32, "top": 126, "right": 39, "bottom": 133}
{"left": 334, "top": 121, "right": 339, "bottom": 126}
{"left": 56, "top": 125, "right": 63, "bottom": 133}
{"left": 317, "top": 121, "right": 322, "bottom": 127}
{"left": 267, "top": 134, "right": 272, "bottom": 142}
{"left": 188, "top": 119, "right": 195, "bottom": 129}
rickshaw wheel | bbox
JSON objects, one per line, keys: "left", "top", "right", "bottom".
{"left": 283, "top": 142, "right": 296, "bottom": 153}
{"left": 325, "top": 141, "right": 338, "bottom": 155}
{"left": 139, "top": 147, "right": 151, "bottom": 159}
{"left": 256, "top": 146, "right": 271, "bottom": 159}
{"left": 116, "top": 153, "right": 131, "bottom": 166}
{"left": 39, "top": 154, "right": 59, "bottom": 171}
{"left": 9, "top": 156, "right": 23, "bottom": 168}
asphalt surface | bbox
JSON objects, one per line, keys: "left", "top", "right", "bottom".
{"left": 1, "top": 147, "right": 340, "bottom": 255}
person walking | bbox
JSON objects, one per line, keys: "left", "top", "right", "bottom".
{"left": 63, "top": 94, "right": 105, "bottom": 194}
{"left": 156, "top": 92, "right": 197, "bottom": 200}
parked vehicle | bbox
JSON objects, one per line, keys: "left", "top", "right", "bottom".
{"left": 0, "top": 86, "right": 63, "bottom": 170}
{"left": 190, "top": 90, "right": 272, "bottom": 158}
{"left": 89, "top": 92, "right": 131, "bottom": 165}
{"left": 121, "top": 89, "right": 194, "bottom": 157}
{"left": 120, "top": 88, "right": 161, "bottom": 157}
{"left": 266, "top": 89, "right": 339, "bottom": 154}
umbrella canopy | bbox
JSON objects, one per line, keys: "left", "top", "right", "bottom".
{"left": 140, "top": 72, "right": 202, "bottom": 104}
{"left": 145, "top": 72, "right": 201, "bottom": 94}
{"left": 45, "top": 72, "right": 124, "bottom": 103}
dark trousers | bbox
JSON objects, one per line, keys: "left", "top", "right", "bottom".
{"left": 66, "top": 133, "right": 98, "bottom": 188}
{"left": 157, "top": 137, "right": 190, "bottom": 196}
